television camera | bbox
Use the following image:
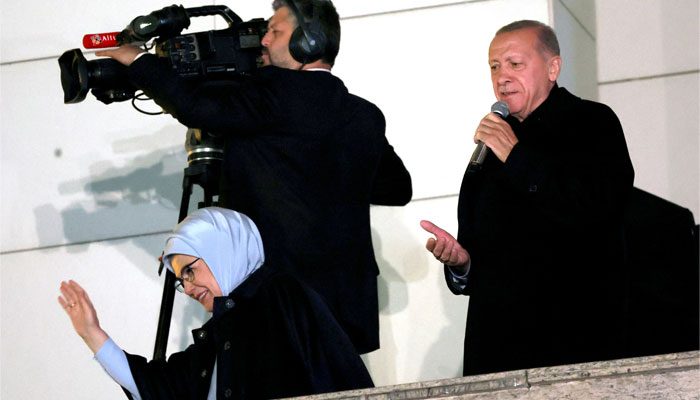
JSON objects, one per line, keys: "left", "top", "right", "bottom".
{"left": 58, "top": 4, "right": 267, "bottom": 105}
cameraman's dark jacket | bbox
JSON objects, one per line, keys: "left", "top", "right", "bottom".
{"left": 123, "top": 267, "right": 373, "bottom": 400}
{"left": 128, "top": 55, "right": 412, "bottom": 354}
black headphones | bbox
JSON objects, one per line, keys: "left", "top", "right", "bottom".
{"left": 285, "top": 0, "right": 328, "bottom": 64}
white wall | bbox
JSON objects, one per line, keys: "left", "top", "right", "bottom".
{"left": 552, "top": 0, "right": 598, "bottom": 100}
{"left": 3, "top": 0, "right": 696, "bottom": 399}
{"left": 596, "top": 0, "right": 699, "bottom": 218}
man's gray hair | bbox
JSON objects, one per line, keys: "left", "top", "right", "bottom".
{"left": 272, "top": 0, "right": 294, "bottom": 21}
{"left": 496, "top": 20, "right": 560, "bottom": 57}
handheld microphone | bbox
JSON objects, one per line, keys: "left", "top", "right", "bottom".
{"left": 467, "top": 101, "right": 510, "bottom": 172}
{"left": 82, "top": 32, "right": 121, "bottom": 49}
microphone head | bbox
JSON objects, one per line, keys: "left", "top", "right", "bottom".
{"left": 491, "top": 101, "right": 510, "bottom": 118}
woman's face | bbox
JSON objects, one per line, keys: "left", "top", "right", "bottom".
{"left": 171, "top": 254, "right": 223, "bottom": 312}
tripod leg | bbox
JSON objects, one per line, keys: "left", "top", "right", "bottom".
{"left": 152, "top": 174, "right": 193, "bottom": 361}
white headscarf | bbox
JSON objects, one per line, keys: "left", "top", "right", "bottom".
{"left": 161, "top": 207, "right": 265, "bottom": 296}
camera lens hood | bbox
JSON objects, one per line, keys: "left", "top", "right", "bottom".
{"left": 58, "top": 49, "right": 90, "bottom": 104}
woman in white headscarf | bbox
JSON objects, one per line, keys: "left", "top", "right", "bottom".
{"left": 59, "top": 207, "right": 373, "bottom": 400}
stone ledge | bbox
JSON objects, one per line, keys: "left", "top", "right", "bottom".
{"left": 291, "top": 351, "right": 699, "bottom": 400}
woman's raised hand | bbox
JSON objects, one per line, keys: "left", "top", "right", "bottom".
{"left": 58, "top": 280, "right": 109, "bottom": 354}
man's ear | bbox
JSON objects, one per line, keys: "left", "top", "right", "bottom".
{"left": 548, "top": 56, "right": 562, "bottom": 82}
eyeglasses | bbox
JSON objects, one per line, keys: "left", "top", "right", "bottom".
{"left": 174, "top": 257, "right": 200, "bottom": 293}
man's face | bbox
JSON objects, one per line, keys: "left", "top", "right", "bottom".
{"left": 488, "top": 28, "right": 561, "bottom": 121}
{"left": 260, "top": 6, "right": 299, "bottom": 69}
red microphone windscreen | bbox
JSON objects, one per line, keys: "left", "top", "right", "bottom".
{"left": 83, "top": 32, "right": 120, "bottom": 49}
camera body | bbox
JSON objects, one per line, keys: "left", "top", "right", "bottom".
{"left": 157, "top": 17, "right": 265, "bottom": 79}
{"left": 59, "top": 5, "right": 267, "bottom": 104}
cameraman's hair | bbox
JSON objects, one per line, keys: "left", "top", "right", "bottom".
{"left": 496, "top": 20, "right": 560, "bottom": 57}
{"left": 272, "top": 0, "right": 341, "bottom": 66}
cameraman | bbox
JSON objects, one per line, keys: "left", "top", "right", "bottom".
{"left": 97, "top": 0, "right": 412, "bottom": 355}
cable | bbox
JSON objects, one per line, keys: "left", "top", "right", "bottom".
{"left": 131, "top": 92, "right": 164, "bottom": 115}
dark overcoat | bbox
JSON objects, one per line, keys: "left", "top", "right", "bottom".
{"left": 448, "top": 86, "right": 635, "bottom": 375}
{"left": 128, "top": 57, "right": 413, "bottom": 353}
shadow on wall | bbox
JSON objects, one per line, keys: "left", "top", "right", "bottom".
{"left": 371, "top": 227, "right": 405, "bottom": 384}
{"left": 33, "top": 131, "right": 203, "bottom": 277}
{"left": 36, "top": 142, "right": 192, "bottom": 246}
{"left": 35, "top": 131, "right": 215, "bottom": 351}
{"left": 369, "top": 207, "right": 468, "bottom": 383}
{"left": 375, "top": 232, "right": 409, "bottom": 315}
{"left": 420, "top": 273, "right": 468, "bottom": 379}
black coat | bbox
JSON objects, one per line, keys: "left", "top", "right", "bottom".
{"left": 123, "top": 267, "right": 373, "bottom": 400}
{"left": 622, "top": 187, "right": 699, "bottom": 357}
{"left": 448, "top": 86, "right": 635, "bottom": 375}
{"left": 128, "top": 58, "right": 413, "bottom": 353}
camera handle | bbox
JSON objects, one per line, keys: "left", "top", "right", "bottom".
{"left": 117, "top": 5, "right": 243, "bottom": 45}
{"left": 186, "top": 6, "right": 242, "bottom": 26}
{"left": 152, "top": 130, "right": 223, "bottom": 361}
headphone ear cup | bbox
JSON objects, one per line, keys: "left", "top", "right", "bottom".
{"left": 289, "top": 21, "right": 327, "bottom": 64}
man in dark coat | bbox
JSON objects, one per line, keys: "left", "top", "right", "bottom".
{"left": 97, "top": 0, "right": 412, "bottom": 354}
{"left": 421, "top": 20, "right": 634, "bottom": 375}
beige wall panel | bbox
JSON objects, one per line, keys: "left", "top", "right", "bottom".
{"left": 1, "top": 235, "right": 209, "bottom": 400}
{"left": 559, "top": 0, "right": 597, "bottom": 37}
{"left": 599, "top": 73, "right": 699, "bottom": 218}
{"left": 335, "top": 0, "right": 468, "bottom": 18}
{"left": 595, "top": 0, "right": 699, "bottom": 82}
{"left": 552, "top": 0, "right": 599, "bottom": 100}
